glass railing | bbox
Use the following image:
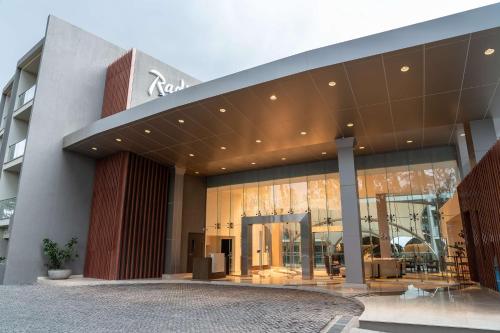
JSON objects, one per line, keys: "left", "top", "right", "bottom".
{"left": 17, "top": 85, "right": 36, "bottom": 109}
{"left": 0, "top": 197, "right": 15, "bottom": 220}
{"left": 6, "top": 139, "right": 26, "bottom": 162}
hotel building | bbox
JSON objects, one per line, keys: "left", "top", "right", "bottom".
{"left": 0, "top": 4, "right": 499, "bottom": 291}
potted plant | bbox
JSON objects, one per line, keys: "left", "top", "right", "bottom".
{"left": 42, "top": 237, "right": 78, "bottom": 280}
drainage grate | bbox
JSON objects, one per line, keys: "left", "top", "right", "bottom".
{"left": 327, "top": 315, "right": 353, "bottom": 333}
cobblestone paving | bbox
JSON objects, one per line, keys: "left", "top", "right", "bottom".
{"left": 0, "top": 283, "right": 362, "bottom": 333}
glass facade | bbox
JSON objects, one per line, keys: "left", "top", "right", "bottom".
{"left": 205, "top": 150, "right": 460, "bottom": 279}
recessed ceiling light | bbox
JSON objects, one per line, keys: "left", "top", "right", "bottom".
{"left": 321, "top": 152, "right": 327, "bottom": 155}
{"left": 255, "top": 139, "right": 262, "bottom": 143}
{"left": 91, "top": 147, "right": 97, "bottom": 151}
{"left": 178, "top": 119, "right": 185, "bottom": 124}
{"left": 484, "top": 48, "right": 495, "bottom": 56}
{"left": 219, "top": 108, "right": 226, "bottom": 113}
{"left": 189, "top": 153, "right": 195, "bottom": 157}
{"left": 281, "top": 157, "right": 287, "bottom": 161}
{"left": 346, "top": 122, "right": 354, "bottom": 127}
{"left": 400, "top": 65, "right": 410, "bottom": 72}
{"left": 300, "top": 131, "right": 307, "bottom": 135}
{"left": 144, "top": 129, "right": 151, "bottom": 134}
{"left": 328, "top": 81, "right": 336, "bottom": 87}
{"left": 220, "top": 146, "right": 227, "bottom": 150}
{"left": 359, "top": 146, "right": 365, "bottom": 150}
{"left": 115, "top": 138, "right": 122, "bottom": 142}
{"left": 195, "top": 171, "right": 199, "bottom": 174}
{"left": 269, "top": 95, "right": 277, "bottom": 101}
{"left": 406, "top": 140, "right": 413, "bottom": 144}
{"left": 221, "top": 167, "right": 226, "bottom": 170}
{"left": 460, "top": 133, "right": 466, "bottom": 137}
{"left": 251, "top": 162, "right": 256, "bottom": 165}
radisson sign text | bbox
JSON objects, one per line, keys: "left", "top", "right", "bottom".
{"left": 148, "top": 69, "right": 189, "bottom": 97}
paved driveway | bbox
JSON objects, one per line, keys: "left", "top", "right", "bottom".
{"left": 0, "top": 283, "right": 362, "bottom": 332}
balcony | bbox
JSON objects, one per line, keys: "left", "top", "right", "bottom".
{"left": 0, "top": 197, "right": 15, "bottom": 227}
{"left": 4, "top": 139, "right": 26, "bottom": 172}
{"left": 13, "top": 85, "right": 36, "bottom": 121}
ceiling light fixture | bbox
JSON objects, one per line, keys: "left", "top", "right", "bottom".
{"left": 251, "top": 162, "right": 256, "bottom": 165}
{"left": 460, "top": 133, "right": 466, "bottom": 137}
{"left": 359, "top": 146, "right": 365, "bottom": 150}
{"left": 400, "top": 65, "right": 410, "bottom": 72}
{"left": 269, "top": 95, "right": 277, "bottom": 101}
{"left": 281, "top": 157, "right": 287, "bottom": 161}
{"left": 115, "top": 138, "right": 122, "bottom": 142}
{"left": 178, "top": 119, "right": 185, "bottom": 124}
{"left": 144, "top": 129, "right": 151, "bottom": 134}
{"left": 300, "top": 131, "right": 307, "bottom": 135}
{"left": 321, "top": 152, "right": 327, "bottom": 155}
{"left": 328, "top": 81, "right": 336, "bottom": 87}
{"left": 484, "top": 48, "right": 495, "bottom": 56}
{"left": 220, "top": 146, "right": 227, "bottom": 150}
{"left": 255, "top": 139, "right": 262, "bottom": 143}
{"left": 221, "top": 167, "right": 226, "bottom": 170}
{"left": 195, "top": 171, "right": 199, "bottom": 174}
{"left": 406, "top": 140, "right": 413, "bottom": 144}
{"left": 346, "top": 122, "right": 354, "bottom": 128}
{"left": 189, "top": 153, "right": 195, "bottom": 157}
{"left": 91, "top": 147, "right": 97, "bottom": 151}
{"left": 219, "top": 108, "right": 226, "bottom": 113}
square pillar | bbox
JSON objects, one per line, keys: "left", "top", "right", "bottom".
{"left": 466, "top": 119, "right": 497, "bottom": 164}
{"left": 454, "top": 124, "right": 471, "bottom": 178}
{"left": 376, "top": 194, "right": 391, "bottom": 258}
{"left": 336, "top": 137, "right": 365, "bottom": 285}
{"left": 165, "top": 166, "right": 185, "bottom": 274}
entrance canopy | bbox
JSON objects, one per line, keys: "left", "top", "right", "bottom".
{"left": 63, "top": 4, "right": 500, "bottom": 176}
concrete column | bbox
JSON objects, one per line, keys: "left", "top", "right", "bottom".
{"left": 336, "top": 137, "right": 365, "bottom": 285}
{"left": 376, "top": 194, "right": 391, "bottom": 258}
{"left": 494, "top": 118, "right": 500, "bottom": 139}
{"left": 466, "top": 119, "right": 497, "bottom": 164}
{"left": 165, "top": 166, "right": 185, "bottom": 274}
{"left": 454, "top": 124, "right": 471, "bottom": 178}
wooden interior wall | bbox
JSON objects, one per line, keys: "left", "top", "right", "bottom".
{"left": 458, "top": 140, "right": 500, "bottom": 291}
{"left": 101, "top": 49, "right": 135, "bottom": 118}
{"left": 84, "top": 152, "right": 169, "bottom": 280}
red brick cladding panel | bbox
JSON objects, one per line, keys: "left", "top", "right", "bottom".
{"left": 100, "top": 49, "right": 135, "bottom": 118}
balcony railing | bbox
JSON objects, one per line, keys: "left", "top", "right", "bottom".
{"left": 0, "top": 197, "right": 16, "bottom": 220}
{"left": 17, "top": 85, "right": 36, "bottom": 109}
{"left": 6, "top": 139, "right": 26, "bottom": 162}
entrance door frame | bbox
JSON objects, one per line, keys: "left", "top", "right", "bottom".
{"left": 241, "top": 212, "right": 313, "bottom": 279}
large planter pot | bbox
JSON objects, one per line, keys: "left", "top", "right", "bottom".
{"left": 47, "top": 269, "right": 72, "bottom": 280}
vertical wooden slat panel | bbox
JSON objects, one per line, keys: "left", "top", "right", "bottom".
{"left": 458, "top": 140, "right": 500, "bottom": 291}
{"left": 86, "top": 152, "right": 169, "bottom": 280}
{"left": 118, "top": 153, "right": 169, "bottom": 279}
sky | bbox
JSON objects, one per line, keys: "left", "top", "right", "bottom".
{"left": 0, "top": 0, "right": 498, "bottom": 85}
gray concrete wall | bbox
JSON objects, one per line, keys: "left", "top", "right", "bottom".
{"left": 3, "top": 16, "right": 125, "bottom": 284}
{"left": 130, "top": 50, "right": 200, "bottom": 108}
{"left": 469, "top": 118, "right": 497, "bottom": 162}
{"left": 180, "top": 175, "right": 207, "bottom": 272}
